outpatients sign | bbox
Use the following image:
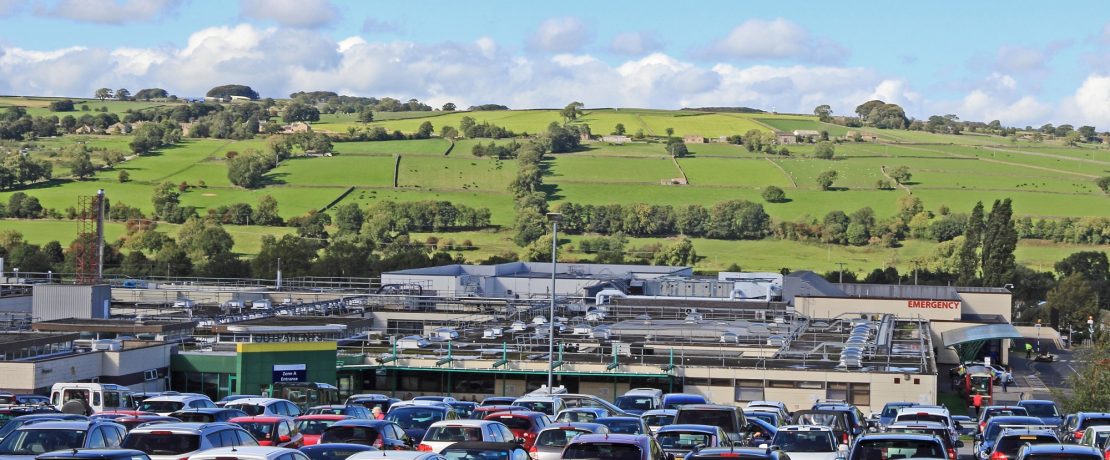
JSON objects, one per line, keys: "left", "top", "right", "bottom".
{"left": 907, "top": 300, "right": 960, "bottom": 309}
{"left": 273, "top": 364, "right": 306, "bottom": 383}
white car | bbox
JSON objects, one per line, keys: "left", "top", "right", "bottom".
{"left": 417, "top": 420, "right": 516, "bottom": 453}
{"left": 765, "top": 425, "right": 845, "bottom": 460}
{"left": 512, "top": 396, "right": 565, "bottom": 416}
{"left": 188, "top": 446, "right": 309, "bottom": 460}
{"left": 223, "top": 398, "right": 302, "bottom": 417}
{"left": 123, "top": 422, "right": 258, "bottom": 460}
{"left": 138, "top": 394, "right": 216, "bottom": 416}
{"left": 349, "top": 452, "right": 445, "bottom": 460}
{"left": 893, "top": 406, "right": 957, "bottom": 440}
{"left": 641, "top": 409, "right": 676, "bottom": 434}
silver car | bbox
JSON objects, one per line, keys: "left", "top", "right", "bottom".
{"left": 530, "top": 422, "right": 609, "bottom": 460}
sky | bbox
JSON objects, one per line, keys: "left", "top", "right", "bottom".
{"left": 2, "top": 0, "right": 1110, "bottom": 128}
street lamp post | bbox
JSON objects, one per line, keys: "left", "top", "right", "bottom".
{"left": 546, "top": 212, "right": 562, "bottom": 392}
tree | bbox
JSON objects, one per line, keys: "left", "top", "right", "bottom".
{"left": 134, "top": 88, "right": 169, "bottom": 100}
{"left": 252, "top": 195, "right": 282, "bottom": 226}
{"left": 1052, "top": 338, "right": 1110, "bottom": 414}
{"left": 1064, "top": 131, "right": 1083, "bottom": 146}
{"left": 612, "top": 123, "right": 626, "bottom": 135}
{"left": 817, "top": 170, "right": 838, "bottom": 190}
{"left": 653, "top": 237, "right": 697, "bottom": 266}
{"left": 94, "top": 88, "right": 113, "bottom": 101}
{"left": 813, "top": 104, "right": 832, "bottom": 122}
{"left": 48, "top": 100, "right": 75, "bottom": 112}
{"left": 129, "top": 123, "right": 166, "bottom": 154}
{"left": 118, "top": 170, "right": 130, "bottom": 183}
{"left": 666, "top": 141, "right": 688, "bottom": 158}
{"left": 357, "top": 106, "right": 374, "bottom": 123}
{"left": 561, "top": 101, "right": 584, "bottom": 123}
{"left": 814, "top": 141, "right": 835, "bottom": 159}
{"left": 416, "top": 121, "right": 434, "bottom": 139}
{"left": 981, "top": 199, "right": 1017, "bottom": 287}
{"left": 889, "top": 166, "right": 911, "bottom": 184}
{"left": 226, "top": 152, "right": 270, "bottom": 188}
{"left": 334, "top": 203, "right": 364, "bottom": 235}
{"left": 283, "top": 102, "right": 320, "bottom": 123}
{"left": 115, "top": 88, "right": 130, "bottom": 101}
{"left": 1055, "top": 251, "right": 1110, "bottom": 310}
{"left": 441, "top": 102, "right": 456, "bottom": 111}
{"left": 665, "top": 127, "right": 675, "bottom": 137}
{"left": 68, "top": 150, "right": 96, "bottom": 180}
{"left": 522, "top": 234, "right": 555, "bottom": 262}
{"left": 206, "top": 84, "right": 259, "bottom": 100}
{"left": 1097, "top": 176, "right": 1110, "bottom": 194}
{"left": 761, "top": 186, "right": 786, "bottom": 203}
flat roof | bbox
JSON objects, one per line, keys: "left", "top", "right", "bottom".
{"left": 835, "top": 284, "right": 960, "bottom": 301}
{"left": 207, "top": 315, "right": 373, "bottom": 333}
{"left": 32, "top": 318, "right": 196, "bottom": 334}
{"left": 0, "top": 332, "right": 80, "bottom": 352}
{"left": 385, "top": 262, "right": 690, "bottom": 279}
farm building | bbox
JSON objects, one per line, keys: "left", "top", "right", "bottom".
{"left": 846, "top": 131, "right": 879, "bottom": 142}
{"left": 600, "top": 135, "right": 631, "bottom": 144}
{"left": 793, "top": 130, "right": 821, "bottom": 141}
{"left": 683, "top": 135, "right": 707, "bottom": 144}
{"left": 774, "top": 131, "right": 796, "bottom": 144}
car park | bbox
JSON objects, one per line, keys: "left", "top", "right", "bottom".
{"left": 230, "top": 416, "right": 303, "bottom": 448}
{"left": 846, "top": 433, "right": 947, "bottom": 460}
{"left": 294, "top": 415, "right": 352, "bottom": 446}
{"left": 138, "top": 396, "right": 215, "bottom": 417}
{"left": 529, "top": 422, "right": 609, "bottom": 460}
{"left": 1015, "top": 401, "right": 1062, "bottom": 428}
{"left": 674, "top": 405, "right": 747, "bottom": 445}
{"left": 978, "top": 406, "right": 1031, "bottom": 434}
{"left": 641, "top": 409, "right": 677, "bottom": 435}
{"left": 0, "top": 414, "right": 87, "bottom": 442}
{"left": 1076, "top": 426, "right": 1110, "bottom": 450}
{"left": 189, "top": 446, "right": 311, "bottom": 460}
{"left": 792, "top": 411, "right": 854, "bottom": 447}
{"left": 446, "top": 402, "right": 477, "bottom": 420}
{"left": 976, "top": 416, "right": 1049, "bottom": 459}
{"left": 122, "top": 422, "right": 258, "bottom": 460}
{"left": 224, "top": 399, "right": 303, "bottom": 418}
{"left": 319, "top": 419, "right": 413, "bottom": 450}
{"left": 1014, "top": 444, "right": 1103, "bottom": 460}
{"left": 217, "top": 396, "right": 262, "bottom": 408}
{"left": 33, "top": 448, "right": 150, "bottom": 460}
{"left": 686, "top": 447, "right": 793, "bottom": 460}
{"left": 440, "top": 441, "right": 528, "bottom": 460}
{"left": 0, "top": 419, "right": 126, "bottom": 457}
{"left": 416, "top": 420, "right": 515, "bottom": 453}
{"left": 764, "top": 425, "right": 842, "bottom": 460}
{"left": 892, "top": 407, "right": 957, "bottom": 442}
{"left": 561, "top": 433, "right": 666, "bottom": 460}
{"left": 656, "top": 424, "right": 731, "bottom": 459}
{"left": 593, "top": 417, "right": 650, "bottom": 436}
{"left": 469, "top": 406, "right": 528, "bottom": 420}
{"left": 299, "top": 443, "right": 378, "bottom": 460}
{"left": 481, "top": 411, "right": 549, "bottom": 450}
{"left": 349, "top": 451, "right": 445, "bottom": 460}
{"left": 169, "top": 408, "right": 248, "bottom": 423}
{"left": 304, "top": 405, "right": 371, "bottom": 419}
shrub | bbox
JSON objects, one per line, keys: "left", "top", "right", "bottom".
{"left": 762, "top": 186, "right": 787, "bottom": 203}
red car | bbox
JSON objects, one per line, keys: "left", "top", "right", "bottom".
{"left": 294, "top": 414, "right": 353, "bottom": 446}
{"left": 229, "top": 415, "right": 304, "bottom": 448}
{"left": 483, "top": 411, "right": 550, "bottom": 450}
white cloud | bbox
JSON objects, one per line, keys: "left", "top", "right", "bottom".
{"left": 1062, "top": 74, "right": 1110, "bottom": 128}
{"left": 529, "top": 16, "right": 593, "bottom": 53}
{"left": 608, "top": 31, "right": 663, "bottom": 56}
{"left": 703, "top": 18, "right": 847, "bottom": 64}
{"left": 950, "top": 90, "right": 1051, "bottom": 126}
{"left": 0, "top": 0, "right": 24, "bottom": 17}
{"left": 35, "top": 0, "right": 182, "bottom": 25}
{"left": 240, "top": 0, "right": 337, "bottom": 28}
{"left": 361, "top": 17, "right": 401, "bottom": 35}
{"left": 993, "top": 45, "right": 1053, "bottom": 73}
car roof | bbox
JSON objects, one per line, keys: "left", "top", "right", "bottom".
{"left": 172, "top": 408, "right": 237, "bottom": 413}
{"left": 675, "top": 404, "right": 735, "bottom": 411}
{"left": 595, "top": 417, "right": 642, "bottom": 422}
{"left": 896, "top": 407, "right": 950, "bottom": 416}
{"left": 1020, "top": 444, "right": 1101, "bottom": 455}
{"left": 887, "top": 421, "right": 947, "bottom": 429}
{"left": 541, "top": 423, "right": 608, "bottom": 432}
{"left": 1077, "top": 412, "right": 1110, "bottom": 418}
{"left": 998, "top": 428, "right": 1057, "bottom": 437}
{"left": 987, "top": 416, "right": 1046, "bottom": 426}
{"left": 429, "top": 420, "right": 501, "bottom": 427}
{"left": 486, "top": 411, "right": 545, "bottom": 418}
{"left": 1016, "top": 400, "right": 1055, "bottom": 405}
{"left": 346, "top": 451, "right": 434, "bottom": 460}
{"left": 332, "top": 419, "right": 391, "bottom": 427}
{"left": 192, "top": 446, "right": 300, "bottom": 457}
{"left": 569, "top": 433, "right": 650, "bottom": 445}
{"left": 299, "top": 443, "right": 377, "bottom": 452}
{"left": 10, "top": 414, "right": 87, "bottom": 421}
{"left": 230, "top": 416, "right": 292, "bottom": 423}
{"left": 857, "top": 434, "right": 942, "bottom": 442}
{"left": 692, "top": 447, "right": 774, "bottom": 458}
{"left": 15, "top": 420, "right": 103, "bottom": 430}
{"left": 778, "top": 425, "right": 834, "bottom": 431}
{"left": 35, "top": 449, "right": 149, "bottom": 459}
{"left": 309, "top": 405, "right": 347, "bottom": 409}
{"left": 1084, "top": 426, "right": 1110, "bottom": 432}
{"left": 441, "top": 441, "right": 524, "bottom": 450}
{"left": 657, "top": 424, "right": 720, "bottom": 434}
{"left": 224, "top": 398, "right": 284, "bottom": 405}
{"left": 144, "top": 395, "right": 208, "bottom": 402}
{"left": 641, "top": 409, "right": 677, "bottom": 416}
{"left": 296, "top": 414, "right": 352, "bottom": 420}
{"left": 559, "top": 407, "right": 604, "bottom": 412}
{"left": 129, "top": 422, "right": 237, "bottom": 432}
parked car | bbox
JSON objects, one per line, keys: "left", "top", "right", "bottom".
{"left": 0, "top": 419, "right": 126, "bottom": 457}
{"left": 1014, "top": 444, "right": 1102, "bottom": 460}
{"left": 439, "top": 442, "right": 527, "bottom": 460}
{"left": 875, "top": 402, "right": 918, "bottom": 430}
{"left": 530, "top": 422, "right": 609, "bottom": 460}
{"left": 223, "top": 399, "right": 302, "bottom": 418}
{"left": 169, "top": 408, "right": 248, "bottom": 423}
{"left": 1015, "top": 401, "right": 1062, "bottom": 428}
{"left": 230, "top": 416, "right": 303, "bottom": 449}
{"left": 318, "top": 419, "right": 413, "bottom": 450}
{"left": 977, "top": 406, "right": 1031, "bottom": 434}
{"left": 294, "top": 415, "right": 352, "bottom": 446}
{"left": 675, "top": 405, "right": 748, "bottom": 445}
{"left": 446, "top": 402, "right": 477, "bottom": 420}
{"left": 298, "top": 443, "right": 378, "bottom": 460}
{"left": 386, "top": 404, "right": 458, "bottom": 442}
{"left": 138, "top": 396, "right": 215, "bottom": 417}
{"left": 122, "top": 422, "right": 258, "bottom": 460}
{"left": 113, "top": 416, "right": 180, "bottom": 431}
{"left": 303, "top": 405, "right": 370, "bottom": 419}
{"left": 34, "top": 449, "right": 150, "bottom": 460}
{"left": 469, "top": 406, "right": 528, "bottom": 420}
{"left": 976, "top": 416, "right": 1048, "bottom": 460}
{"left": 0, "top": 414, "right": 87, "bottom": 442}
{"left": 745, "top": 411, "right": 782, "bottom": 428}
{"left": 217, "top": 396, "right": 263, "bottom": 408}
{"left": 416, "top": 420, "right": 516, "bottom": 453}
{"left": 561, "top": 433, "right": 665, "bottom": 460}
{"left": 554, "top": 408, "right": 609, "bottom": 424}
{"left": 745, "top": 418, "right": 778, "bottom": 447}
{"left": 662, "top": 394, "right": 707, "bottom": 410}
{"left": 746, "top": 402, "right": 791, "bottom": 419}
{"left": 1077, "top": 426, "right": 1110, "bottom": 451}
{"left": 765, "top": 425, "right": 842, "bottom": 460}
{"left": 614, "top": 389, "right": 663, "bottom": 416}
{"left": 510, "top": 397, "right": 564, "bottom": 417}
{"left": 479, "top": 398, "right": 517, "bottom": 407}
{"left": 592, "top": 417, "right": 650, "bottom": 436}
{"left": 952, "top": 416, "right": 977, "bottom": 436}
{"left": 892, "top": 407, "right": 957, "bottom": 442}
{"left": 884, "top": 421, "right": 963, "bottom": 460}
{"left": 687, "top": 447, "right": 793, "bottom": 460}
{"left": 481, "top": 411, "right": 549, "bottom": 450}
{"left": 792, "top": 411, "right": 853, "bottom": 447}
{"left": 641, "top": 409, "right": 677, "bottom": 435}
{"left": 349, "top": 451, "right": 444, "bottom": 460}
{"left": 845, "top": 433, "right": 947, "bottom": 460}
{"left": 656, "top": 424, "right": 732, "bottom": 458}
{"left": 346, "top": 395, "right": 400, "bottom": 414}
{"left": 1062, "top": 413, "right": 1110, "bottom": 443}
{"left": 189, "top": 446, "right": 310, "bottom": 460}
{"left": 987, "top": 428, "right": 1060, "bottom": 460}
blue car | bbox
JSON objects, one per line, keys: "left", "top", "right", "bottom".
{"left": 661, "top": 394, "right": 707, "bottom": 410}
{"left": 975, "top": 416, "right": 1046, "bottom": 459}
{"left": 1016, "top": 400, "right": 1062, "bottom": 428}
{"left": 877, "top": 402, "right": 917, "bottom": 428}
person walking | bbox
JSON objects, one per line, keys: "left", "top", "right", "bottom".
{"left": 1001, "top": 368, "right": 1011, "bottom": 393}
{"left": 972, "top": 393, "right": 983, "bottom": 417}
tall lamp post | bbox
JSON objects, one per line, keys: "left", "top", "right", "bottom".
{"left": 546, "top": 212, "right": 562, "bottom": 392}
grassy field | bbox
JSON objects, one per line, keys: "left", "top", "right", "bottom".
{"left": 0, "top": 96, "right": 179, "bottom": 118}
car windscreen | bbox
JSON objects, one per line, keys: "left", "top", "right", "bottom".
{"left": 490, "top": 416, "right": 533, "bottom": 430}
{"left": 995, "top": 435, "right": 1058, "bottom": 455}
{"left": 615, "top": 396, "right": 654, "bottom": 411}
{"left": 986, "top": 408, "right": 1027, "bottom": 418}
{"left": 139, "top": 401, "right": 185, "bottom": 413}
{"left": 1079, "top": 417, "right": 1110, "bottom": 429}
{"left": 599, "top": 420, "right": 643, "bottom": 435}
{"left": 676, "top": 411, "right": 736, "bottom": 432}
{"left": 883, "top": 405, "right": 912, "bottom": 418}
{"left": 122, "top": 432, "right": 201, "bottom": 455}
{"left": 886, "top": 427, "right": 947, "bottom": 441}
{"left": 795, "top": 413, "right": 846, "bottom": 431}
{"left": 896, "top": 414, "right": 948, "bottom": 425}
{"left": 443, "top": 448, "right": 511, "bottom": 460}
{"left": 643, "top": 414, "right": 674, "bottom": 426}
{"left": 747, "top": 413, "right": 777, "bottom": 425}
{"left": 297, "top": 419, "right": 340, "bottom": 435}
{"left": 556, "top": 412, "right": 598, "bottom": 423}
{"left": 307, "top": 408, "right": 346, "bottom": 416}
{"left": 0, "top": 419, "right": 41, "bottom": 440}
{"left": 855, "top": 439, "right": 944, "bottom": 459}
{"left": 1020, "top": 404, "right": 1059, "bottom": 419}
{"left": 320, "top": 427, "right": 380, "bottom": 445}
{"left": 424, "top": 426, "right": 484, "bottom": 442}
{"left": 387, "top": 408, "right": 445, "bottom": 430}
{"left": 563, "top": 442, "right": 642, "bottom": 460}
{"left": 657, "top": 431, "right": 712, "bottom": 450}
{"left": 772, "top": 430, "right": 836, "bottom": 452}
{"left": 515, "top": 401, "right": 553, "bottom": 414}
{"left": 235, "top": 421, "right": 276, "bottom": 441}
{"left": 0, "top": 429, "right": 86, "bottom": 454}
{"left": 537, "top": 429, "right": 588, "bottom": 448}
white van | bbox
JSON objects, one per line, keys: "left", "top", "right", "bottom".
{"left": 615, "top": 388, "right": 664, "bottom": 414}
{"left": 49, "top": 382, "right": 134, "bottom": 414}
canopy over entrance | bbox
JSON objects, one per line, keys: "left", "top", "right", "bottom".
{"left": 941, "top": 323, "right": 1022, "bottom": 363}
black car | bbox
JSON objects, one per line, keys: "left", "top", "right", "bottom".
{"left": 319, "top": 419, "right": 413, "bottom": 450}
{"left": 989, "top": 428, "right": 1060, "bottom": 460}
{"left": 1015, "top": 444, "right": 1103, "bottom": 460}
{"left": 792, "top": 410, "right": 855, "bottom": 446}
{"left": 674, "top": 405, "right": 748, "bottom": 445}
{"left": 169, "top": 408, "right": 248, "bottom": 423}
{"left": 448, "top": 402, "right": 478, "bottom": 419}
{"left": 441, "top": 441, "right": 528, "bottom": 460}
{"left": 847, "top": 433, "right": 947, "bottom": 460}
{"left": 298, "top": 442, "right": 378, "bottom": 460}
{"left": 385, "top": 404, "right": 457, "bottom": 441}
{"left": 687, "top": 447, "right": 793, "bottom": 460}
{"left": 34, "top": 448, "right": 150, "bottom": 460}
{"left": 0, "top": 414, "right": 87, "bottom": 442}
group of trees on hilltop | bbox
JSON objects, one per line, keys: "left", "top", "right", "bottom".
{"left": 288, "top": 91, "right": 434, "bottom": 114}
{"left": 207, "top": 85, "right": 260, "bottom": 100}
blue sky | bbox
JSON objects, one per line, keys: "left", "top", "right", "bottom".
{"left": 2, "top": 0, "right": 1109, "bottom": 127}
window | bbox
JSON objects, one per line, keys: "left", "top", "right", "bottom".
{"left": 827, "top": 383, "right": 870, "bottom": 406}
{"left": 735, "top": 380, "right": 764, "bottom": 402}
{"left": 768, "top": 380, "right": 795, "bottom": 389}
{"left": 221, "top": 429, "right": 241, "bottom": 446}
{"left": 87, "top": 428, "right": 107, "bottom": 448}
{"left": 236, "top": 429, "right": 258, "bottom": 446}
{"left": 207, "top": 432, "right": 224, "bottom": 447}
{"left": 798, "top": 381, "right": 825, "bottom": 390}
{"left": 827, "top": 382, "right": 848, "bottom": 401}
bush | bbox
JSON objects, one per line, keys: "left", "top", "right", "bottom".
{"left": 49, "top": 100, "right": 75, "bottom": 112}
{"left": 814, "top": 141, "right": 835, "bottom": 159}
{"left": 1098, "top": 176, "right": 1110, "bottom": 194}
{"left": 118, "top": 171, "right": 130, "bottom": 183}
{"left": 762, "top": 186, "right": 787, "bottom": 203}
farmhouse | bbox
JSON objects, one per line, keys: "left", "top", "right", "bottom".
{"left": 600, "top": 135, "right": 631, "bottom": 144}
{"left": 281, "top": 121, "right": 311, "bottom": 134}
{"left": 793, "top": 129, "right": 821, "bottom": 142}
{"left": 774, "top": 131, "right": 796, "bottom": 144}
{"left": 683, "top": 135, "right": 707, "bottom": 144}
